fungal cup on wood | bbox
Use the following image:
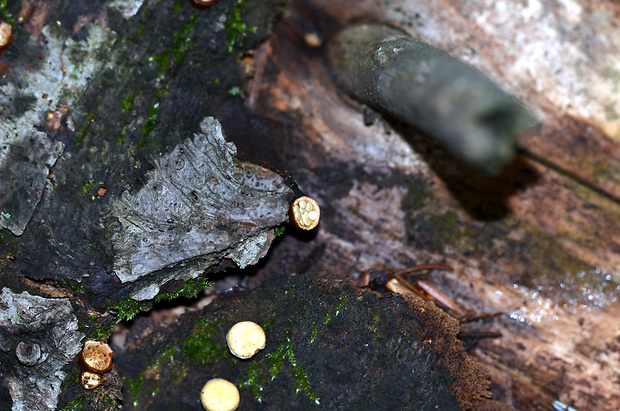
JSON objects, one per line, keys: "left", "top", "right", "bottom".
{"left": 80, "top": 340, "right": 113, "bottom": 374}
{"left": 201, "top": 378, "right": 240, "bottom": 411}
{"left": 0, "top": 21, "right": 13, "bottom": 56}
{"left": 290, "top": 196, "right": 321, "bottom": 230}
{"left": 226, "top": 321, "right": 266, "bottom": 359}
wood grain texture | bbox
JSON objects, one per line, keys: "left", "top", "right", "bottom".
{"left": 242, "top": 1, "right": 620, "bottom": 409}
{"left": 1, "top": 0, "right": 619, "bottom": 409}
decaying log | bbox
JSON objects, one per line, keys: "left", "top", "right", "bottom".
{"left": 243, "top": 1, "right": 620, "bottom": 410}
{"left": 0, "top": 0, "right": 292, "bottom": 408}
{"left": 1, "top": 0, "right": 620, "bottom": 410}
{"left": 116, "top": 273, "right": 503, "bottom": 410}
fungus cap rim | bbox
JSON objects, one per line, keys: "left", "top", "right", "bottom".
{"left": 80, "top": 340, "right": 114, "bottom": 373}
{"left": 226, "top": 321, "right": 266, "bottom": 359}
{"left": 290, "top": 196, "right": 320, "bottom": 230}
{"left": 200, "top": 378, "right": 240, "bottom": 411}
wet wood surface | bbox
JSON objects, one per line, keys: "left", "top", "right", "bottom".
{"left": 237, "top": 1, "right": 620, "bottom": 410}
{"left": 1, "top": 0, "right": 620, "bottom": 409}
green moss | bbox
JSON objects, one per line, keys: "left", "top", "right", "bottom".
{"left": 75, "top": 128, "right": 88, "bottom": 146}
{"left": 125, "top": 346, "right": 178, "bottom": 408}
{"left": 88, "top": 322, "right": 115, "bottom": 341}
{"left": 125, "top": 372, "right": 144, "bottom": 408}
{"left": 322, "top": 311, "right": 330, "bottom": 325}
{"left": 82, "top": 180, "right": 94, "bottom": 194}
{"left": 263, "top": 316, "right": 277, "bottom": 329}
{"left": 154, "top": 275, "right": 214, "bottom": 303}
{"left": 239, "top": 361, "right": 266, "bottom": 403}
{"left": 141, "top": 102, "right": 160, "bottom": 138}
{"left": 108, "top": 298, "right": 152, "bottom": 323}
{"left": 224, "top": 0, "right": 257, "bottom": 53}
{"left": 148, "top": 13, "right": 197, "bottom": 75}
{"left": 61, "top": 279, "right": 85, "bottom": 295}
{"left": 0, "top": 0, "right": 14, "bottom": 26}
{"left": 335, "top": 292, "right": 347, "bottom": 316}
{"left": 173, "top": 1, "right": 185, "bottom": 14}
{"left": 267, "top": 329, "right": 319, "bottom": 404}
{"left": 182, "top": 318, "right": 227, "bottom": 363}
{"left": 273, "top": 225, "right": 287, "bottom": 238}
{"left": 310, "top": 322, "right": 317, "bottom": 344}
{"left": 367, "top": 311, "right": 380, "bottom": 333}
{"left": 121, "top": 95, "right": 134, "bottom": 112}
{"left": 59, "top": 395, "right": 88, "bottom": 411}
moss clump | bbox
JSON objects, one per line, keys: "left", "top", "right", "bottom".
{"left": 154, "top": 275, "right": 214, "bottom": 303}
{"left": 267, "top": 329, "right": 320, "bottom": 405}
{"left": 273, "top": 225, "right": 286, "bottom": 238}
{"left": 125, "top": 346, "right": 178, "bottom": 408}
{"left": 58, "top": 395, "right": 88, "bottom": 411}
{"left": 239, "top": 362, "right": 266, "bottom": 402}
{"left": 121, "top": 95, "right": 134, "bottom": 113}
{"left": 224, "top": 0, "right": 257, "bottom": 53}
{"left": 108, "top": 298, "right": 152, "bottom": 323}
{"left": 140, "top": 102, "right": 160, "bottom": 139}
{"left": 0, "top": 0, "right": 14, "bottom": 25}
{"left": 335, "top": 292, "right": 347, "bottom": 316}
{"left": 182, "top": 318, "right": 228, "bottom": 363}
{"left": 148, "top": 13, "right": 197, "bottom": 75}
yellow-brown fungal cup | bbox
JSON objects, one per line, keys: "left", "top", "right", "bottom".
{"left": 226, "top": 321, "right": 266, "bottom": 359}
{"left": 188, "top": 0, "right": 221, "bottom": 9}
{"left": 81, "top": 371, "right": 102, "bottom": 390}
{"left": 0, "top": 21, "right": 13, "bottom": 56}
{"left": 79, "top": 340, "right": 113, "bottom": 374}
{"left": 290, "top": 196, "right": 320, "bottom": 230}
{"left": 200, "top": 378, "right": 240, "bottom": 411}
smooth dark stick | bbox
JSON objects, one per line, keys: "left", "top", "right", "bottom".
{"left": 327, "top": 23, "right": 535, "bottom": 175}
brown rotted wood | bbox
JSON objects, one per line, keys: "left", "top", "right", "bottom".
{"left": 239, "top": 1, "right": 620, "bottom": 410}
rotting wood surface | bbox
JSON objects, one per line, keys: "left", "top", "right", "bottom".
{"left": 1, "top": 0, "right": 619, "bottom": 410}
{"left": 239, "top": 0, "right": 620, "bottom": 410}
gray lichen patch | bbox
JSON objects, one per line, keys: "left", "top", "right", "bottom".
{"left": 0, "top": 288, "right": 84, "bottom": 411}
{"left": 0, "top": 22, "right": 116, "bottom": 235}
{"left": 112, "top": 117, "right": 295, "bottom": 299}
{"left": 0, "top": 131, "right": 63, "bottom": 235}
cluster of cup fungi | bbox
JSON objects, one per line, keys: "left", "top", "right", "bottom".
{"left": 79, "top": 340, "right": 114, "bottom": 390}
{"left": 199, "top": 195, "right": 319, "bottom": 409}
{"left": 199, "top": 196, "right": 319, "bottom": 410}
{"left": 75, "top": 194, "right": 318, "bottom": 402}
{"left": 290, "top": 196, "right": 320, "bottom": 231}
{"left": 200, "top": 321, "right": 267, "bottom": 411}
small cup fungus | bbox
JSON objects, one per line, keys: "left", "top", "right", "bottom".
{"left": 81, "top": 371, "right": 102, "bottom": 390}
{"left": 79, "top": 340, "right": 113, "bottom": 374}
{"left": 200, "top": 378, "right": 240, "bottom": 411}
{"left": 0, "top": 21, "right": 13, "bottom": 56}
{"left": 290, "top": 196, "right": 320, "bottom": 230}
{"left": 226, "top": 321, "right": 266, "bottom": 359}
{"left": 188, "top": 0, "right": 222, "bottom": 9}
